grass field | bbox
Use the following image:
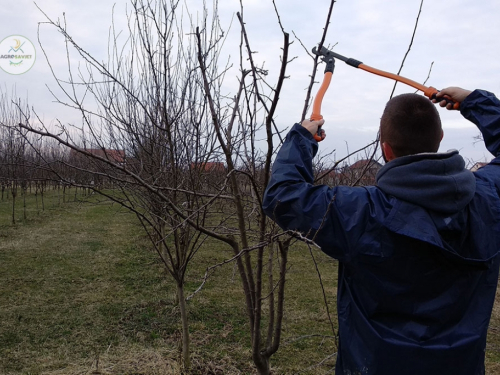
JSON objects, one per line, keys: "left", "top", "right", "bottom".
{"left": 1, "top": 187, "right": 500, "bottom": 374}
{"left": 0, "top": 188, "right": 339, "bottom": 374}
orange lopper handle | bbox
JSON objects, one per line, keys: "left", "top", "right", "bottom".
{"left": 310, "top": 71, "right": 333, "bottom": 142}
{"left": 358, "top": 64, "right": 460, "bottom": 110}
{"left": 313, "top": 48, "right": 460, "bottom": 110}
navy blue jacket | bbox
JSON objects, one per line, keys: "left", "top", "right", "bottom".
{"left": 263, "top": 90, "right": 500, "bottom": 375}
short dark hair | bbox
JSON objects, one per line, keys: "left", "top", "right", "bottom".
{"left": 380, "top": 93, "right": 442, "bottom": 157}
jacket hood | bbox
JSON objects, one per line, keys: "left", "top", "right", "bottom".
{"left": 376, "top": 150, "right": 476, "bottom": 215}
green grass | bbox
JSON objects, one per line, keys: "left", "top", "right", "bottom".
{"left": 0, "top": 188, "right": 340, "bottom": 374}
{"left": 0, "top": 188, "right": 179, "bottom": 374}
{"left": 1, "top": 187, "right": 499, "bottom": 374}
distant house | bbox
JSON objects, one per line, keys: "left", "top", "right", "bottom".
{"left": 68, "top": 148, "right": 126, "bottom": 187}
{"left": 69, "top": 148, "right": 126, "bottom": 166}
{"left": 190, "top": 162, "right": 225, "bottom": 173}
{"left": 348, "top": 159, "right": 383, "bottom": 185}
{"left": 349, "top": 159, "right": 382, "bottom": 172}
{"left": 470, "top": 162, "right": 488, "bottom": 172}
{"left": 324, "top": 169, "right": 342, "bottom": 186}
{"left": 324, "top": 159, "right": 383, "bottom": 187}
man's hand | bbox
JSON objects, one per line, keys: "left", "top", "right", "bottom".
{"left": 433, "top": 87, "right": 472, "bottom": 110}
{"left": 301, "top": 118, "right": 326, "bottom": 140}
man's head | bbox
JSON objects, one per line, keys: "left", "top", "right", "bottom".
{"left": 380, "top": 93, "right": 443, "bottom": 162}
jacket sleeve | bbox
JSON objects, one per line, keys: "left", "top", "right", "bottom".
{"left": 460, "top": 89, "right": 500, "bottom": 157}
{"left": 460, "top": 90, "right": 500, "bottom": 190}
{"left": 262, "top": 123, "right": 381, "bottom": 261}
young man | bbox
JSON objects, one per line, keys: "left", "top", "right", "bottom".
{"left": 263, "top": 87, "right": 500, "bottom": 375}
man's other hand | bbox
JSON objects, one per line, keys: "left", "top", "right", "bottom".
{"left": 434, "top": 87, "right": 473, "bottom": 110}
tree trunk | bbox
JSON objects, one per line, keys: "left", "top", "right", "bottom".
{"left": 23, "top": 187, "right": 27, "bottom": 220}
{"left": 35, "top": 184, "right": 39, "bottom": 213}
{"left": 253, "top": 355, "right": 270, "bottom": 375}
{"left": 11, "top": 187, "right": 16, "bottom": 225}
{"left": 177, "top": 283, "right": 190, "bottom": 371}
{"left": 41, "top": 188, "right": 45, "bottom": 211}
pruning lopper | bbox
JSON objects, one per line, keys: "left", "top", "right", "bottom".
{"left": 310, "top": 46, "right": 459, "bottom": 142}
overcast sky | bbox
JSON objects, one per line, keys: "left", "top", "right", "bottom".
{"left": 1, "top": 0, "right": 500, "bottom": 164}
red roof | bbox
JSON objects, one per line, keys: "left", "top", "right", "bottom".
{"left": 349, "top": 159, "right": 382, "bottom": 170}
{"left": 69, "top": 148, "right": 126, "bottom": 164}
{"left": 190, "top": 162, "right": 225, "bottom": 172}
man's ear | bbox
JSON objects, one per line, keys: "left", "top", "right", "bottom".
{"left": 440, "top": 129, "right": 444, "bottom": 141}
{"left": 382, "top": 142, "right": 396, "bottom": 162}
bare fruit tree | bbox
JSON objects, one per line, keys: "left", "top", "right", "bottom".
{"left": 18, "top": 0, "right": 383, "bottom": 373}
{"left": 21, "top": 0, "right": 301, "bottom": 371}
{"left": 0, "top": 90, "right": 31, "bottom": 224}
{"left": 20, "top": 0, "right": 294, "bottom": 371}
